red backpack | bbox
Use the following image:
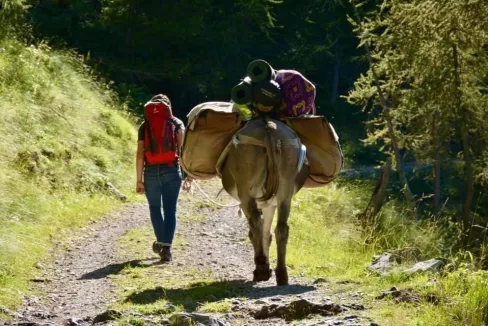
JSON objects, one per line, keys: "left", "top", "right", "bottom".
{"left": 143, "top": 96, "right": 178, "bottom": 164}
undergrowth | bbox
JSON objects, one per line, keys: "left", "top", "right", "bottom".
{"left": 0, "top": 38, "right": 138, "bottom": 310}
{"left": 275, "top": 181, "right": 488, "bottom": 326}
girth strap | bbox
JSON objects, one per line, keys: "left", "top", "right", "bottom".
{"left": 217, "top": 128, "right": 305, "bottom": 177}
{"left": 233, "top": 134, "right": 300, "bottom": 148}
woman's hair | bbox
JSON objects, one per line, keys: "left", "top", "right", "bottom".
{"left": 151, "top": 94, "right": 171, "bottom": 107}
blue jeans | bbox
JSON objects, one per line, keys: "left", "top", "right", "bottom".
{"left": 143, "top": 163, "right": 182, "bottom": 245}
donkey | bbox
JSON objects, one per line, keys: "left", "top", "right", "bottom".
{"left": 220, "top": 116, "right": 309, "bottom": 285}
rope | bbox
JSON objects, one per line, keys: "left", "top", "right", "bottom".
{"left": 186, "top": 179, "right": 241, "bottom": 208}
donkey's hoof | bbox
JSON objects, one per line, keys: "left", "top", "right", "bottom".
{"left": 275, "top": 267, "right": 288, "bottom": 286}
{"left": 253, "top": 266, "right": 272, "bottom": 282}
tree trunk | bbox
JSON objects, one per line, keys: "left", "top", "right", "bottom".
{"left": 330, "top": 40, "right": 340, "bottom": 105}
{"left": 351, "top": 1, "right": 416, "bottom": 216}
{"left": 461, "top": 122, "right": 474, "bottom": 236}
{"left": 432, "top": 111, "right": 441, "bottom": 219}
{"left": 360, "top": 158, "right": 392, "bottom": 227}
{"left": 452, "top": 44, "right": 474, "bottom": 239}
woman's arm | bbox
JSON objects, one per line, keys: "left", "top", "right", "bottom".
{"left": 136, "top": 140, "right": 145, "bottom": 194}
{"left": 176, "top": 128, "right": 184, "bottom": 154}
{"left": 176, "top": 127, "right": 194, "bottom": 184}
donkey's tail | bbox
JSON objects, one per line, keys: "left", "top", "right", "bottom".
{"left": 258, "top": 118, "right": 280, "bottom": 201}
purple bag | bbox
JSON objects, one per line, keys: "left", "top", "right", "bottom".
{"left": 275, "top": 69, "right": 316, "bottom": 118}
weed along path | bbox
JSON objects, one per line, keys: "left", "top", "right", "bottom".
{"left": 7, "top": 180, "right": 379, "bottom": 326}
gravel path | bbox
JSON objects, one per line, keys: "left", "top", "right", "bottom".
{"left": 4, "top": 180, "right": 377, "bottom": 326}
{"left": 4, "top": 205, "right": 148, "bottom": 325}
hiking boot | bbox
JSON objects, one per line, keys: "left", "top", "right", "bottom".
{"left": 152, "top": 241, "right": 163, "bottom": 254}
{"left": 160, "top": 246, "right": 172, "bottom": 262}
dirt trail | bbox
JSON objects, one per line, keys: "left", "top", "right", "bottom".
{"left": 3, "top": 205, "right": 148, "bottom": 325}
{"left": 5, "top": 181, "right": 378, "bottom": 326}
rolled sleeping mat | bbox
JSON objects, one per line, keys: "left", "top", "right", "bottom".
{"left": 246, "top": 59, "right": 275, "bottom": 83}
{"left": 231, "top": 77, "right": 253, "bottom": 105}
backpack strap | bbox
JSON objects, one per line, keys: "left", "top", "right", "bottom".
{"left": 144, "top": 121, "right": 158, "bottom": 153}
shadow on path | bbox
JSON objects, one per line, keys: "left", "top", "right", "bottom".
{"left": 78, "top": 258, "right": 160, "bottom": 280}
{"left": 124, "top": 279, "right": 316, "bottom": 311}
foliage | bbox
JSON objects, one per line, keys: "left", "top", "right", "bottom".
{"left": 0, "top": 0, "right": 31, "bottom": 38}
{"left": 347, "top": 0, "right": 488, "bottom": 170}
{"left": 28, "top": 0, "right": 371, "bottom": 150}
{"left": 346, "top": 0, "right": 488, "bottom": 249}
{"left": 0, "top": 37, "right": 138, "bottom": 310}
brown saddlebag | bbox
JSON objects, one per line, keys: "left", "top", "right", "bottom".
{"left": 181, "top": 102, "right": 244, "bottom": 180}
{"left": 283, "top": 115, "right": 343, "bottom": 188}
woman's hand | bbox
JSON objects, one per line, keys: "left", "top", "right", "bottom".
{"left": 182, "top": 177, "right": 193, "bottom": 192}
{"left": 136, "top": 181, "right": 145, "bottom": 194}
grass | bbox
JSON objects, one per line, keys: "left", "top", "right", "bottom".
{"left": 0, "top": 193, "right": 121, "bottom": 307}
{"left": 412, "top": 266, "right": 488, "bottom": 325}
{"left": 111, "top": 259, "right": 248, "bottom": 321}
{"left": 283, "top": 184, "right": 372, "bottom": 280}
{"left": 269, "top": 181, "right": 488, "bottom": 326}
{"left": 196, "top": 300, "right": 232, "bottom": 313}
{"left": 0, "top": 38, "right": 139, "bottom": 311}
{"left": 118, "top": 316, "right": 147, "bottom": 326}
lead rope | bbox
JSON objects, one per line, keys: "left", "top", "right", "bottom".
{"left": 183, "top": 179, "right": 241, "bottom": 208}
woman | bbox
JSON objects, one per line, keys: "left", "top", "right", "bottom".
{"left": 135, "top": 94, "right": 185, "bottom": 262}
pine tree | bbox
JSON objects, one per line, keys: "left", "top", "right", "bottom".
{"left": 347, "top": 0, "right": 488, "bottom": 236}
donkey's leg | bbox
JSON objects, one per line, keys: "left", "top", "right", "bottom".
{"left": 261, "top": 205, "right": 276, "bottom": 272}
{"left": 275, "top": 201, "right": 291, "bottom": 285}
{"left": 241, "top": 199, "right": 272, "bottom": 282}
{"left": 261, "top": 205, "right": 276, "bottom": 268}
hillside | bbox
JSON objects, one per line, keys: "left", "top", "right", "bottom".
{"left": 0, "top": 37, "right": 138, "bottom": 309}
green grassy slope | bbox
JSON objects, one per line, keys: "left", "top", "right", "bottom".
{"left": 0, "top": 39, "right": 138, "bottom": 310}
